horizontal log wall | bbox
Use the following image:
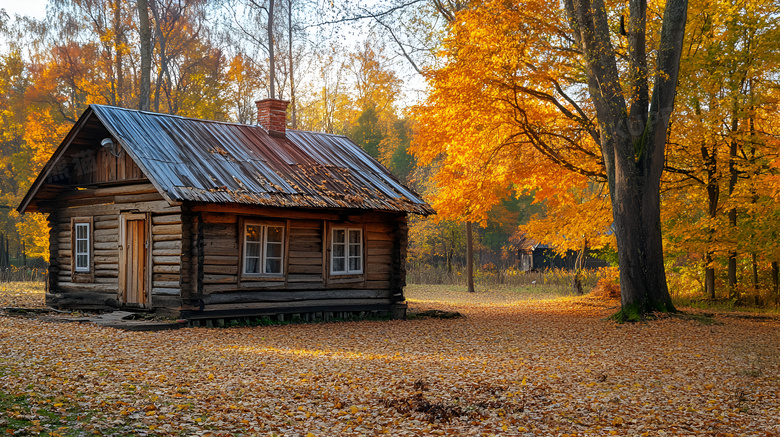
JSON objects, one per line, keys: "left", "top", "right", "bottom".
{"left": 48, "top": 182, "right": 183, "bottom": 312}
{"left": 184, "top": 205, "right": 408, "bottom": 317}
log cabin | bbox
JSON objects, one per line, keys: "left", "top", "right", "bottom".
{"left": 17, "top": 100, "right": 434, "bottom": 322}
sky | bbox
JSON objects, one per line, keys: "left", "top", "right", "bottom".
{"left": 0, "top": 0, "right": 47, "bottom": 20}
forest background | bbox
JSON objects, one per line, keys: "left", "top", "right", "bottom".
{"left": 1, "top": 0, "right": 779, "bottom": 306}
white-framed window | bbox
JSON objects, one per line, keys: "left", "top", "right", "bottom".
{"left": 74, "top": 222, "right": 90, "bottom": 272}
{"left": 243, "top": 223, "right": 285, "bottom": 275}
{"left": 331, "top": 228, "right": 363, "bottom": 275}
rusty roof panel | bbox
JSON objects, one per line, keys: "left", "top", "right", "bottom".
{"left": 90, "top": 105, "right": 433, "bottom": 215}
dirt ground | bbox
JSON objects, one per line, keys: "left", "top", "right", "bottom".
{"left": 1, "top": 283, "right": 779, "bottom": 436}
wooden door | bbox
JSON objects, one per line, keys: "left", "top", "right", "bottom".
{"left": 121, "top": 215, "right": 149, "bottom": 307}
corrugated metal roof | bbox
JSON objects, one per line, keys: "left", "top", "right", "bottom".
{"left": 89, "top": 105, "right": 433, "bottom": 215}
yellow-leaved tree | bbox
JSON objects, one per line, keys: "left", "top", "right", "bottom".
{"left": 414, "top": 0, "right": 689, "bottom": 319}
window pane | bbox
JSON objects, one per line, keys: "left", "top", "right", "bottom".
{"left": 76, "top": 224, "right": 87, "bottom": 239}
{"left": 266, "top": 242, "right": 282, "bottom": 258}
{"left": 265, "top": 259, "right": 281, "bottom": 274}
{"left": 245, "top": 257, "right": 259, "bottom": 274}
{"left": 76, "top": 254, "right": 88, "bottom": 269}
{"left": 349, "top": 244, "right": 360, "bottom": 257}
{"left": 333, "top": 229, "right": 345, "bottom": 243}
{"left": 333, "top": 244, "right": 345, "bottom": 257}
{"left": 349, "top": 229, "right": 360, "bottom": 244}
{"left": 77, "top": 239, "right": 87, "bottom": 254}
{"left": 246, "top": 241, "right": 260, "bottom": 258}
{"left": 267, "top": 226, "right": 283, "bottom": 243}
{"left": 246, "top": 225, "right": 261, "bottom": 242}
{"left": 349, "top": 257, "right": 361, "bottom": 271}
{"left": 333, "top": 258, "right": 345, "bottom": 272}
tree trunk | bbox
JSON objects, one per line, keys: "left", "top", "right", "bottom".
{"left": 772, "top": 261, "right": 778, "bottom": 296}
{"left": 268, "top": 0, "right": 276, "bottom": 99}
{"left": 137, "top": 0, "right": 151, "bottom": 111}
{"left": 564, "top": 0, "right": 687, "bottom": 320}
{"left": 288, "top": 0, "right": 295, "bottom": 128}
{"left": 703, "top": 140, "right": 719, "bottom": 299}
{"left": 466, "top": 222, "right": 475, "bottom": 293}
{"left": 728, "top": 118, "right": 738, "bottom": 298}
{"left": 572, "top": 241, "right": 586, "bottom": 295}
{"left": 113, "top": 0, "right": 124, "bottom": 107}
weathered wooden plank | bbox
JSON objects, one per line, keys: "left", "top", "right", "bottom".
{"left": 366, "top": 263, "right": 392, "bottom": 273}
{"left": 152, "top": 255, "right": 181, "bottom": 265}
{"left": 203, "top": 274, "right": 237, "bottom": 284}
{"left": 203, "top": 284, "right": 239, "bottom": 293}
{"left": 328, "top": 276, "right": 364, "bottom": 284}
{"left": 94, "top": 233, "right": 118, "bottom": 243}
{"left": 191, "top": 204, "right": 340, "bottom": 221}
{"left": 366, "top": 240, "right": 392, "bottom": 250}
{"left": 203, "top": 255, "right": 238, "bottom": 265}
{"left": 153, "top": 281, "right": 180, "bottom": 288}
{"left": 205, "top": 298, "right": 393, "bottom": 311}
{"left": 94, "top": 242, "right": 119, "bottom": 250}
{"left": 152, "top": 249, "right": 180, "bottom": 257}
{"left": 151, "top": 224, "right": 181, "bottom": 235}
{"left": 153, "top": 264, "right": 181, "bottom": 274}
{"left": 56, "top": 282, "right": 119, "bottom": 292}
{"left": 58, "top": 200, "right": 179, "bottom": 218}
{"left": 94, "top": 228, "right": 118, "bottom": 238}
{"left": 366, "top": 280, "right": 392, "bottom": 289}
{"left": 288, "top": 265, "right": 322, "bottom": 275}
{"left": 287, "top": 275, "right": 324, "bottom": 283}
{"left": 94, "top": 255, "right": 118, "bottom": 264}
{"left": 152, "top": 240, "right": 181, "bottom": 250}
{"left": 202, "top": 289, "right": 390, "bottom": 304}
{"left": 288, "top": 256, "right": 322, "bottom": 265}
{"left": 152, "top": 287, "right": 181, "bottom": 296}
{"left": 60, "top": 183, "right": 156, "bottom": 200}
{"left": 115, "top": 192, "right": 164, "bottom": 204}
{"left": 366, "top": 272, "right": 389, "bottom": 281}
{"left": 95, "top": 269, "right": 119, "bottom": 277}
{"left": 93, "top": 249, "right": 117, "bottom": 257}
{"left": 152, "top": 234, "right": 180, "bottom": 242}
{"left": 366, "top": 231, "right": 394, "bottom": 242}
{"left": 93, "top": 219, "right": 119, "bottom": 230}
{"left": 153, "top": 273, "right": 180, "bottom": 282}
{"left": 203, "top": 264, "right": 238, "bottom": 275}
{"left": 152, "top": 214, "right": 182, "bottom": 225}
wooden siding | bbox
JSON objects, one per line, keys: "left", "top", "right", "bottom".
{"left": 47, "top": 182, "right": 183, "bottom": 313}
{"left": 180, "top": 204, "right": 407, "bottom": 318}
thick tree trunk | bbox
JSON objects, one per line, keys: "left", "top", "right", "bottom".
{"left": 564, "top": 0, "right": 687, "bottom": 319}
{"left": 466, "top": 222, "right": 475, "bottom": 293}
{"left": 137, "top": 0, "right": 151, "bottom": 111}
{"left": 772, "top": 261, "right": 778, "bottom": 296}
{"left": 572, "top": 241, "right": 586, "bottom": 294}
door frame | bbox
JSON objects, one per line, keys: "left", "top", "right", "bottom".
{"left": 118, "top": 212, "right": 152, "bottom": 308}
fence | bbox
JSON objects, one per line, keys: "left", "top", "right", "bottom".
{"left": 407, "top": 264, "right": 615, "bottom": 294}
{"left": 0, "top": 266, "right": 48, "bottom": 283}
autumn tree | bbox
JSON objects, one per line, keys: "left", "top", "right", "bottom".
{"left": 662, "top": 0, "right": 780, "bottom": 299}
{"left": 414, "top": 0, "right": 689, "bottom": 318}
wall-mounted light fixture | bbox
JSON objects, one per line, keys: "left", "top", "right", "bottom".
{"left": 101, "top": 137, "right": 121, "bottom": 158}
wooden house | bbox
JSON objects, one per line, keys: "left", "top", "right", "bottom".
{"left": 18, "top": 100, "right": 433, "bottom": 321}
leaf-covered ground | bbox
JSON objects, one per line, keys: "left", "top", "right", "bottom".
{"left": 1, "top": 283, "right": 779, "bottom": 436}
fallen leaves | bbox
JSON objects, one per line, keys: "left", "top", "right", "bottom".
{"left": 0, "top": 283, "right": 779, "bottom": 436}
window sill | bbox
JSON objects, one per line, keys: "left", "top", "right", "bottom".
{"left": 241, "top": 275, "right": 285, "bottom": 282}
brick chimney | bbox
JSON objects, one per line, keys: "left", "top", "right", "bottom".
{"left": 256, "top": 98, "right": 289, "bottom": 137}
